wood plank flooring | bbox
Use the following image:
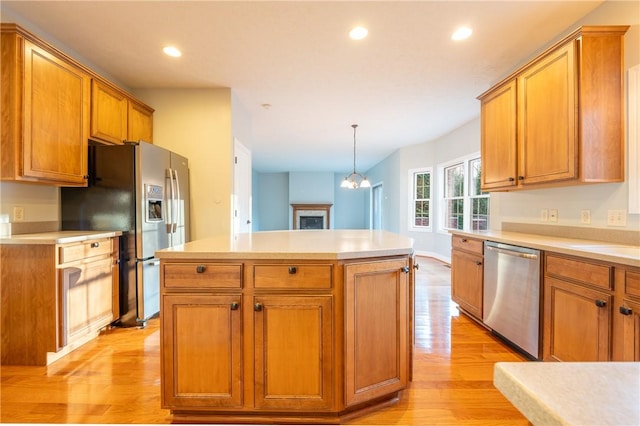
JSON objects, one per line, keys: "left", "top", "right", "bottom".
{"left": 0, "top": 256, "right": 527, "bottom": 424}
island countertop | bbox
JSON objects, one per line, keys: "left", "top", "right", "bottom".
{"left": 155, "top": 229, "right": 414, "bottom": 260}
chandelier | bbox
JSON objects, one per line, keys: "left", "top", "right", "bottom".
{"left": 341, "top": 124, "right": 371, "bottom": 189}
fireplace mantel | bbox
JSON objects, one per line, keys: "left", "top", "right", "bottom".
{"left": 291, "top": 204, "right": 332, "bottom": 230}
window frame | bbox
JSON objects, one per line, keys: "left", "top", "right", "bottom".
{"left": 407, "top": 167, "right": 432, "bottom": 232}
{"left": 437, "top": 152, "right": 489, "bottom": 233}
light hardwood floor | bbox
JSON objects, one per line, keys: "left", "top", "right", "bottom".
{"left": 0, "top": 256, "right": 527, "bottom": 424}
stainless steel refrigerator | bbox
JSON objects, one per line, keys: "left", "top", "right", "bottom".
{"left": 61, "top": 141, "right": 190, "bottom": 327}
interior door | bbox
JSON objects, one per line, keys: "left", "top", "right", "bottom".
{"left": 371, "top": 183, "right": 383, "bottom": 230}
{"left": 233, "top": 139, "right": 252, "bottom": 235}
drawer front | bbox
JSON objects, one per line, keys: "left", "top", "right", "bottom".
{"left": 254, "top": 264, "right": 333, "bottom": 289}
{"left": 451, "top": 235, "right": 484, "bottom": 255}
{"left": 163, "top": 262, "right": 242, "bottom": 289}
{"left": 58, "top": 239, "right": 111, "bottom": 264}
{"left": 545, "top": 254, "right": 612, "bottom": 290}
{"left": 625, "top": 270, "right": 640, "bottom": 299}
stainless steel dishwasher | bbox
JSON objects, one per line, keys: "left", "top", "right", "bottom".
{"left": 483, "top": 241, "right": 541, "bottom": 359}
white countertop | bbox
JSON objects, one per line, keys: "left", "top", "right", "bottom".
{"left": 494, "top": 362, "right": 640, "bottom": 426}
{"left": 0, "top": 230, "right": 122, "bottom": 245}
{"left": 155, "top": 230, "right": 414, "bottom": 260}
{"left": 451, "top": 230, "right": 640, "bottom": 268}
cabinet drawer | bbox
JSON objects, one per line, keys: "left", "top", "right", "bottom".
{"left": 164, "top": 262, "right": 242, "bottom": 289}
{"left": 254, "top": 264, "right": 332, "bottom": 289}
{"left": 451, "top": 235, "right": 484, "bottom": 255}
{"left": 625, "top": 270, "right": 640, "bottom": 299}
{"left": 545, "top": 254, "right": 612, "bottom": 290}
{"left": 58, "top": 239, "right": 111, "bottom": 264}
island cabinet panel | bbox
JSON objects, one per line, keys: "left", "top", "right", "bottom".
{"left": 160, "top": 251, "right": 413, "bottom": 424}
{"left": 253, "top": 295, "right": 333, "bottom": 410}
{"left": 344, "top": 258, "right": 409, "bottom": 407}
{"left": 161, "top": 294, "right": 242, "bottom": 408}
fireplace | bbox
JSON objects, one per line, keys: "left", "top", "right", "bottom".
{"left": 291, "top": 204, "right": 332, "bottom": 230}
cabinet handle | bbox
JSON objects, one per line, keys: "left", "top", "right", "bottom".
{"left": 254, "top": 302, "right": 263, "bottom": 312}
{"left": 196, "top": 265, "right": 206, "bottom": 273}
{"left": 619, "top": 306, "right": 633, "bottom": 316}
{"left": 288, "top": 266, "right": 297, "bottom": 274}
{"left": 230, "top": 302, "right": 239, "bottom": 311}
{"left": 90, "top": 242, "right": 99, "bottom": 248}
{"left": 595, "top": 299, "right": 607, "bottom": 308}
{"left": 508, "top": 177, "right": 515, "bottom": 182}
{"left": 402, "top": 266, "right": 410, "bottom": 274}
{"left": 518, "top": 176, "right": 525, "bottom": 181}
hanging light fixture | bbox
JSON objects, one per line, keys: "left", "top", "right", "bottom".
{"left": 341, "top": 124, "right": 371, "bottom": 189}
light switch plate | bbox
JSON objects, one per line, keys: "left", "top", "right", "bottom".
{"left": 549, "top": 209, "right": 558, "bottom": 223}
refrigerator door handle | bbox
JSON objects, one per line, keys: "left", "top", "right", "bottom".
{"left": 165, "top": 168, "right": 175, "bottom": 233}
{"left": 172, "top": 169, "right": 180, "bottom": 234}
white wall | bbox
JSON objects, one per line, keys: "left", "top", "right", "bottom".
{"left": 134, "top": 88, "right": 234, "bottom": 240}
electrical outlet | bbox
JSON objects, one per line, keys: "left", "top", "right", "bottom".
{"left": 540, "top": 209, "right": 548, "bottom": 222}
{"left": 607, "top": 209, "right": 627, "bottom": 226}
{"left": 580, "top": 210, "right": 591, "bottom": 224}
{"left": 549, "top": 209, "right": 558, "bottom": 223}
{"left": 12, "top": 206, "right": 24, "bottom": 222}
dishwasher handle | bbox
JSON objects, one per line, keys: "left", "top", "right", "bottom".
{"left": 485, "top": 245, "right": 539, "bottom": 260}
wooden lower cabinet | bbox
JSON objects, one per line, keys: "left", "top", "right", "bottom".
{"left": 162, "top": 293, "right": 242, "bottom": 408}
{"left": 614, "top": 268, "right": 640, "bottom": 361}
{"left": 1, "top": 236, "right": 118, "bottom": 365}
{"left": 160, "top": 256, "right": 411, "bottom": 424}
{"left": 543, "top": 276, "right": 613, "bottom": 361}
{"left": 450, "top": 236, "right": 484, "bottom": 320}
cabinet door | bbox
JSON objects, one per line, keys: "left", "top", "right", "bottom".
{"left": 128, "top": 99, "right": 153, "bottom": 143}
{"left": 162, "top": 294, "right": 242, "bottom": 408}
{"left": 543, "top": 277, "right": 612, "bottom": 361}
{"left": 91, "top": 79, "right": 127, "bottom": 144}
{"left": 253, "top": 295, "right": 333, "bottom": 410}
{"left": 23, "top": 39, "right": 89, "bottom": 185}
{"left": 480, "top": 79, "right": 517, "bottom": 190}
{"left": 344, "top": 258, "right": 409, "bottom": 407}
{"left": 518, "top": 41, "right": 577, "bottom": 185}
{"left": 619, "top": 299, "right": 640, "bottom": 361}
{"left": 451, "top": 249, "right": 483, "bottom": 319}
{"left": 62, "top": 257, "right": 113, "bottom": 346}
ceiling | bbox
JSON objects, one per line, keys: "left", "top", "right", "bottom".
{"left": 1, "top": 1, "right": 605, "bottom": 173}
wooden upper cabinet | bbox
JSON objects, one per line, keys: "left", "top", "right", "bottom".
{"left": 480, "top": 80, "right": 517, "bottom": 190}
{"left": 478, "top": 26, "right": 628, "bottom": 191}
{"left": 1, "top": 26, "right": 90, "bottom": 186}
{"left": 91, "top": 80, "right": 128, "bottom": 144}
{"left": 128, "top": 99, "right": 154, "bottom": 143}
{"left": 91, "top": 80, "right": 154, "bottom": 145}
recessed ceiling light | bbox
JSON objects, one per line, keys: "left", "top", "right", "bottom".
{"left": 451, "top": 26, "right": 472, "bottom": 41}
{"left": 349, "top": 26, "right": 368, "bottom": 40}
{"left": 163, "top": 46, "right": 182, "bottom": 57}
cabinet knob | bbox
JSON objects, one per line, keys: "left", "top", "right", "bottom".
{"left": 288, "top": 266, "right": 297, "bottom": 274}
{"left": 413, "top": 263, "right": 420, "bottom": 270}
{"left": 90, "top": 242, "right": 100, "bottom": 248}
{"left": 402, "top": 266, "right": 410, "bottom": 274}
{"left": 518, "top": 176, "right": 525, "bottom": 181}
{"left": 508, "top": 177, "right": 515, "bottom": 182}
{"left": 461, "top": 238, "right": 468, "bottom": 243}
{"left": 196, "top": 265, "right": 206, "bottom": 273}
{"left": 476, "top": 261, "right": 482, "bottom": 266}
{"left": 254, "top": 302, "right": 263, "bottom": 312}
{"left": 619, "top": 306, "right": 633, "bottom": 316}
{"left": 230, "top": 302, "right": 239, "bottom": 311}
{"left": 595, "top": 299, "right": 607, "bottom": 308}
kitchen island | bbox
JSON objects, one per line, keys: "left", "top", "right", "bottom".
{"left": 155, "top": 230, "right": 415, "bottom": 424}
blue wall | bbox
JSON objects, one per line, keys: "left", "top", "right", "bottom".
{"left": 253, "top": 171, "right": 368, "bottom": 230}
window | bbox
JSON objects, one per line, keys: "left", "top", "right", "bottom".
{"left": 408, "top": 168, "right": 431, "bottom": 231}
{"left": 439, "top": 154, "right": 489, "bottom": 232}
